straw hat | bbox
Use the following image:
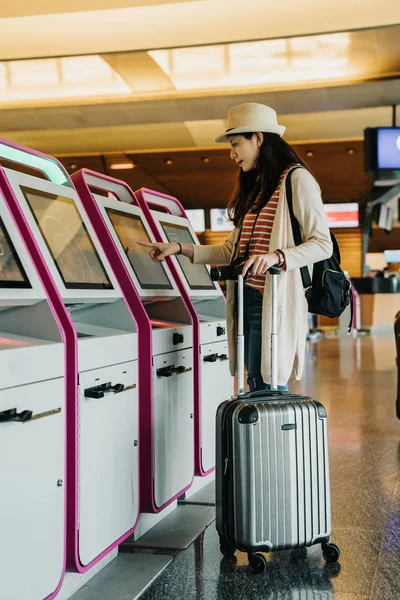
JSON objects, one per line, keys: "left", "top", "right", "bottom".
{"left": 215, "top": 103, "right": 286, "bottom": 143}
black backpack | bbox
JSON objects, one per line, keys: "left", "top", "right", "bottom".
{"left": 286, "top": 168, "right": 353, "bottom": 333}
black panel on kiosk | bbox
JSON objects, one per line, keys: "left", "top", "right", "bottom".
{"left": 22, "top": 186, "right": 113, "bottom": 290}
{"left": 106, "top": 208, "right": 173, "bottom": 290}
{"left": 0, "top": 216, "right": 31, "bottom": 288}
{"left": 159, "top": 221, "right": 215, "bottom": 291}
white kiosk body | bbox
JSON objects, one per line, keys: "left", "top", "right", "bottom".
{"left": 87, "top": 189, "right": 194, "bottom": 511}
{"left": 138, "top": 190, "right": 233, "bottom": 475}
{"left": 0, "top": 201, "right": 65, "bottom": 600}
{"left": 2, "top": 168, "right": 139, "bottom": 571}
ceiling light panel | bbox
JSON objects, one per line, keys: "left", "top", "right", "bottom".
{"left": 0, "top": 55, "right": 131, "bottom": 106}
{"left": 149, "top": 31, "right": 355, "bottom": 91}
{"left": 0, "top": 63, "right": 8, "bottom": 90}
{"left": 61, "top": 55, "right": 121, "bottom": 84}
{"left": 2, "top": 27, "right": 400, "bottom": 107}
{"left": 109, "top": 161, "right": 135, "bottom": 170}
{"left": 10, "top": 58, "right": 60, "bottom": 87}
{"left": 172, "top": 46, "right": 226, "bottom": 74}
{"left": 228, "top": 40, "right": 288, "bottom": 70}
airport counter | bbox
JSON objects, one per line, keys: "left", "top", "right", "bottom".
{"left": 351, "top": 277, "right": 400, "bottom": 329}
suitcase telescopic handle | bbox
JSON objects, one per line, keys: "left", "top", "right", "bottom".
{"left": 237, "top": 266, "right": 281, "bottom": 394}
{"left": 268, "top": 266, "right": 281, "bottom": 390}
{"left": 237, "top": 273, "right": 245, "bottom": 394}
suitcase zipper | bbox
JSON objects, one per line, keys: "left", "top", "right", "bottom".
{"left": 224, "top": 457, "right": 229, "bottom": 475}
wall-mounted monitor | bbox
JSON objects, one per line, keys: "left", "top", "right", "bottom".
{"left": 159, "top": 221, "right": 216, "bottom": 291}
{"left": 105, "top": 208, "right": 174, "bottom": 290}
{"left": 22, "top": 186, "right": 113, "bottom": 290}
{"left": 0, "top": 216, "right": 31, "bottom": 288}
{"left": 210, "top": 208, "right": 233, "bottom": 232}
{"left": 185, "top": 209, "right": 205, "bottom": 233}
{"left": 323, "top": 203, "right": 359, "bottom": 228}
{"left": 377, "top": 129, "right": 400, "bottom": 170}
{"left": 364, "top": 127, "right": 400, "bottom": 180}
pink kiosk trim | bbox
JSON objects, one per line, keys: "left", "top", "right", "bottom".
{"left": 0, "top": 139, "right": 71, "bottom": 596}
{"left": 0, "top": 141, "right": 140, "bottom": 575}
{"left": 71, "top": 169, "right": 195, "bottom": 511}
{"left": 135, "top": 188, "right": 215, "bottom": 477}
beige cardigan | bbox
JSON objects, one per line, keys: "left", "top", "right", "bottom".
{"left": 192, "top": 167, "right": 333, "bottom": 386}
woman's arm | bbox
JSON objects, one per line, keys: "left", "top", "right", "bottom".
{"left": 190, "top": 228, "right": 236, "bottom": 265}
{"left": 283, "top": 169, "right": 333, "bottom": 272}
{"left": 138, "top": 241, "right": 194, "bottom": 261}
{"left": 138, "top": 228, "right": 236, "bottom": 266}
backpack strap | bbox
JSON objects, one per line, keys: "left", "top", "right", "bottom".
{"left": 286, "top": 167, "right": 353, "bottom": 334}
{"left": 348, "top": 288, "right": 354, "bottom": 335}
{"left": 285, "top": 167, "right": 312, "bottom": 290}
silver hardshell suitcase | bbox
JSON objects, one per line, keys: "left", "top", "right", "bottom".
{"left": 215, "top": 268, "right": 340, "bottom": 573}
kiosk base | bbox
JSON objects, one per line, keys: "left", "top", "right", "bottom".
{"left": 62, "top": 552, "right": 172, "bottom": 600}
{"left": 122, "top": 504, "right": 215, "bottom": 551}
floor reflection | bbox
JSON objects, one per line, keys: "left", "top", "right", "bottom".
{"left": 141, "top": 332, "right": 400, "bottom": 600}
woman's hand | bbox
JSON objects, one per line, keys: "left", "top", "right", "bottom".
{"left": 242, "top": 252, "right": 279, "bottom": 277}
{"left": 138, "top": 241, "right": 179, "bottom": 262}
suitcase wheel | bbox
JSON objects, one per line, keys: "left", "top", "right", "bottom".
{"left": 220, "top": 543, "right": 236, "bottom": 558}
{"left": 322, "top": 542, "right": 340, "bottom": 563}
{"left": 248, "top": 553, "right": 267, "bottom": 574}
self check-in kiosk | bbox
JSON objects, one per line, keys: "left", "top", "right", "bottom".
{"left": 135, "top": 189, "right": 233, "bottom": 476}
{"left": 0, "top": 141, "right": 139, "bottom": 573}
{"left": 0, "top": 195, "right": 65, "bottom": 600}
{"left": 72, "top": 170, "right": 194, "bottom": 512}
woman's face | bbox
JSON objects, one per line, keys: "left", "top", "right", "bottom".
{"left": 229, "top": 133, "right": 262, "bottom": 172}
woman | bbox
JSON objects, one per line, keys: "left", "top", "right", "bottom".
{"left": 140, "top": 103, "right": 332, "bottom": 390}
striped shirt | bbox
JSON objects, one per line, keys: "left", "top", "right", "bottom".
{"left": 238, "top": 167, "right": 291, "bottom": 293}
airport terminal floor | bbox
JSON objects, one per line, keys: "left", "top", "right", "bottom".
{"left": 73, "top": 331, "right": 400, "bottom": 600}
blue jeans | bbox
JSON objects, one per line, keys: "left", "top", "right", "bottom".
{"left": 236, "top": 284, "right": 288, "bottom": 392}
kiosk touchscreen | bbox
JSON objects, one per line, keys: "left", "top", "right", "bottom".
{"left": 0, "top": 156, "right": 139, "bottom": 573}
{"left": 0, "top": 202, "right": 65, "bottom": 600}
{"left": 136, "top": 189, "right": 233, "bottom": 476}
{"left": 72, "top": 170, "right": 195, "bottom": 512}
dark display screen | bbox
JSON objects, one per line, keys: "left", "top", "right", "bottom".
{"left": 0, "top": 216, "right": 31, "bottom": 288}
{"left": 159, "top": 222, "right": 216, "bottom": 291}
{"left": 22, "top": 187, "right": 113, "bottom": 290}
{"left": 105, "top": 208, "right": 173, "bottom": 290}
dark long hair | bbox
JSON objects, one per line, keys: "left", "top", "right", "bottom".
{"left": 227, "top": 132, "right": 310, "bottom": 227}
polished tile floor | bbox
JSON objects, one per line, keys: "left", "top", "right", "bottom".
{"left": 139, "top": 332, "right": 400, "bottom": 600}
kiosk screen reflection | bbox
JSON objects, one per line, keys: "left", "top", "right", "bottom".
{"left": 22, "top": 187, "right": 112, "bottom": 290}
{"left": 0, "top": 216, "right": 31, "bottom": 288}
{"left": 105, "top": 209, "right": 173, "bottom": 290}
{"left": 160, "top": 222, "right": 215, "bottom": 291}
